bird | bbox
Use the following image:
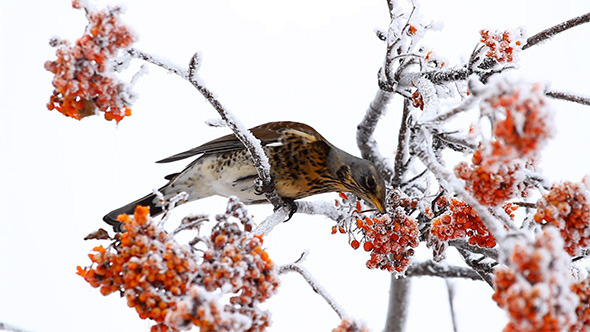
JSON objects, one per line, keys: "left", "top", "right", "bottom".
{"left": 103, "top": 121, "right": 387, "bottom": 231}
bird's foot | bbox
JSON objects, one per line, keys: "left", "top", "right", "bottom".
{"left": 254, "top": 177, "right": 271, "bottom": 196}
{"left": 277, "top": 198, "right": 298, "bottom": 222}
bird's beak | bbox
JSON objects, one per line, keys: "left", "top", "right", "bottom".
{"left": 371, "top": 196, "right": 386, "bottom": 214}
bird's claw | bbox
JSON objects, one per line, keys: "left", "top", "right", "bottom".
{"left": 278, "top": 198, "right": 297, "bottom": 222}
{"left": 254, "top": 177, "right": 274, "bottom": 196}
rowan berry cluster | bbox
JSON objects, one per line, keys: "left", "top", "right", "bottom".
{"left": 455, "top": 147, "right": 530, "bottom": 206}
{"left": 485, "top": 83, "right": 552, "bottom": 159}
{"left": 332, "top": 319, "right": 369, "bottom": 332}
{"left": 570, "top": 276, "right": 590, "bottom": 332}
{"left": 78, "top": 198, "right": 279, "bottom": 332}
{"left": 493, "top": 228, "right": 579, "bottom": 332}
{"left": 77, "top": 205, "right": 198, "bottom": 326}
{"left": 45, "top": 1, "right": 136, "bottom": 122}
{"left": 333, "top": 192, "right": 419, "bottom": 272}
{"left": 430, "top": 197, "right": 496, "bottom": 248}
{"left": 480, "top": 29, "right": 523, "bottom": 63}
{"left": 456, "top": 79, "right": 552, "bottom": 206}
{"left": 534, "top": 180, "right": 590, "bottom": 256}
{"left": 193, "top": 206, "right": 279, "bottom": 331}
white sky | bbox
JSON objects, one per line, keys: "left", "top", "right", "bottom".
{"left": 1, "top": 1, "right": 590, "bottom": 331}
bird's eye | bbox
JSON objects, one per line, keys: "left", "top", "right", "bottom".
{"left": 366, "top": 175, "right": 376, "bottom": 188}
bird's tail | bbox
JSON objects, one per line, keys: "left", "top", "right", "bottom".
{"left": 103, "top": 192, "right": 164, "bottom": 232}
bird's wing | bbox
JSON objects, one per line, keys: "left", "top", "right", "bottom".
{"left": 156, "top": 122, "right": 291, "bottom": 163}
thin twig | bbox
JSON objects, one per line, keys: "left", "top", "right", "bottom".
{"left": 428, "top": 94, "right": 478, "bottom": 123}
{"left": 279, "top": 263, "right": 346, "bottom": 319}
{"left": 392, "top": 99, "right": 412, "bottom": 187}
{"left": 414, "top": 128, "right": 508, "bottom": 242}
{"left": 445, "top": 280, "right": 459, "bottom": 332}
{"left": 546, "top": 90, "right": 590, "bottom": 106}
{"left": 512, "top": 201, "right": 537, "bottom": 209}
{"left": 421, "top": 68, "right": 469, "bottom": 85}
{"left": 405, "top": 260, "right": 485, "bottom": 281}
{"left": 456, "top": 247, "right": 495, "bottom": 287}
{"left": 448, "top": 239, "right": 499, "bottom": 260}
{"left": 522, "top": 12, "right": 590, "bottom": 50}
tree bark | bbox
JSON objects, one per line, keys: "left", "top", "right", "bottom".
{"left": 384, "top": 276, "right": 411, "bottom": 332}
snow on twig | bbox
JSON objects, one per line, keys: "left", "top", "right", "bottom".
{"left": 455, "top": 247, "right": 495, "bottom": 287}
{"left": 253, "top": 200, "right": 350, "bottom": 236}
{"left": 392, "top": 100, "right": 412, "bottom": 187}
{"left": 522, "top": 12, "right": 590, "bottom": 50}
{"left": 127, "top": 48, "right": 286, "bottom": 211}
{"left": 356, "top": 89, "right": 395, "bottom": 181}
{"left": 546, "top": 90, "right": 590, "bottom": 106}
{"left": 414, "top": 127, "right": 509, "bottom": 242}
{"left": 279, "top": 260, "right": 347, "bottom": 319}
{"left": 405, "top": 260, "right": 485, "bottom": 281}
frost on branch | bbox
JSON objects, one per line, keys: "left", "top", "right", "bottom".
{"left": 493, "top": 228, "right": 579, "bottom": 332}
{"left": 534, "top": 180, "right": 590, "bottom": 256}
{"left": 45, "top": 1, "right": 137, "bottom": 122}
{"left": 77, "top": 199, "right": 279, "bottom": 332}
{"left": 332, "top": 191, "right": 419, "bottom": 273}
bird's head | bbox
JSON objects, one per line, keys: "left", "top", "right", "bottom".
{"left": 333, "top": 155, "right": 387, "bottom": 214}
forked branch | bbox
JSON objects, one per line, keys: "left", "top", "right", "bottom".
{"left": 127, "top": 48, "right": 286, "bottom": 211}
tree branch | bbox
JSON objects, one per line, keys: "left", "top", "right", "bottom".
{"left": 448, "top": 239, "right": 499, "bottom": 261}
{"left": 421, "top": 68, "right": 469, "bottom": 84}
{"left": 253, "top": 200, "right": 349, "bottom": 236}
{"left": 392, "top": 99, "right": 412, "bottom": 187}
{"left": 522, "top": 12, "right": 590, "bottom": 50}
{"left": 455, "top": 247, "right": 496, "bottom": 287}
{"left": 414, "top": 128, "right": 508, "bottom": 242}
{"left": 127, "top": 48, "right": 286, "bottom": 210}
{"left": 357, "top": 89, "right": 395, "bottom": 180}
{"left": 546, "top": 90, "right": 590, "bottom": 106}
{"left": 405, "top": 260, "right": 484, "bottom": 281}
{"left": 384, "top": 276, "right": 410, "bottom": 332}
{"left": 279, "top": 262, "right": 346, "bottom": 319}
{"left": 445, "top": 280, "right": 459, "bottom": 332}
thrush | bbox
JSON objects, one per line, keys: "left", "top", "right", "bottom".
{"left": 104, "top": 121, "right": 387, "bottom": 231}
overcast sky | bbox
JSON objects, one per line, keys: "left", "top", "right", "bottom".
{"left": 1, "top": 1, "right": 590, "bottom": 331}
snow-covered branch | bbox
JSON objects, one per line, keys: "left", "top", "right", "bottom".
{"left": 448, "top": 239, "right": 499, "bottom": 261}
{"left": 357, "top": 89, "right": 394, "bottom": 181}
{"left": 384, "top": 276, "right": 410, "bottom": 332}
{"left": 414, "top": 128, "right": 509, "bottom": 243}
{"left": 392, "top": 99, "right": 412, "bottom": 187}
{"left": 405, "top": 260, "right": 485, "bottom": 281}
{"left": 127, "top": 48, "right": 287, "bottom": 211}
{"left": 279, "top": 259, "right": 346, "bottom": 319}
{"left": 522, "top": 12, "right": 590, "bottom": 50}
{"left": 253, "top": 200, "right": 349, "bottom": 236}
{"left": 546, "top": 90, "right": 590, "bottom": 106}
{"left": 455, "top": 247, "right": 495, "bottom": 287}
